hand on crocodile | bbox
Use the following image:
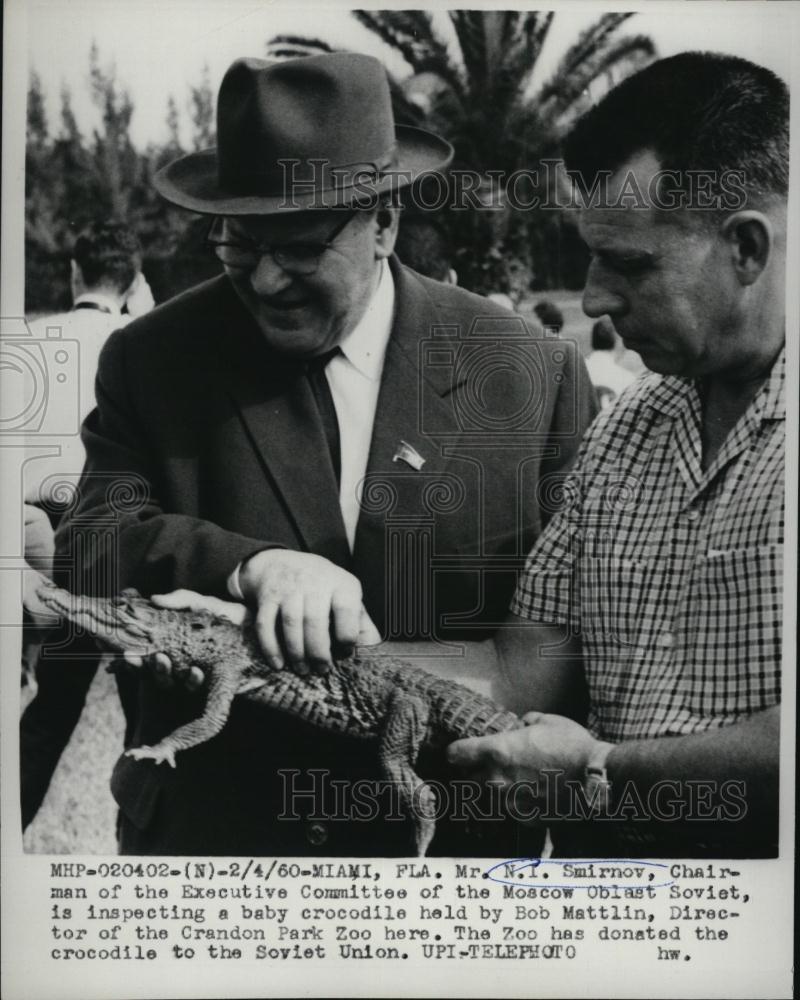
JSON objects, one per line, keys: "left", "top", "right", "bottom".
{"left": 120, "top": 590, "right": 250, "bottom": 691}
{"left": 446, "top": 712, "right": 607, "bottom": 813}
{"left": 238, "top": 549, "right": 381, "bottom": 674}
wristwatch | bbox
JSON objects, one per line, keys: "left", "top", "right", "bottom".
{"left": 583, "top": 741, "right": 615, "bottom": 817}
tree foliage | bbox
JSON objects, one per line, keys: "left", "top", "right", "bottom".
{"left": 274, "top": 11, "right": 656, "bottom": 295}
{"left": 188, "top": 65, "right": 215, "bottom": 151}
{"left": 25, "top": 51, "right": 219, "bottom": 313}
{"left": 25, "top": 19, "right": 656, "bottom": 313}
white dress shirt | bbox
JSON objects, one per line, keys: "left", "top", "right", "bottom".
{"left": 228, "top": 261, "right": 395, "bottom": 596}
{"left": 24, "top": 293, "right": 128, "bottom": 503}
{"left": 327, "top": 259, "right": 395, "bottom": 549}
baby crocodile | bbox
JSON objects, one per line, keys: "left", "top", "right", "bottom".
{"left": 36, "top": 580, "right": 522, "bottom": 855}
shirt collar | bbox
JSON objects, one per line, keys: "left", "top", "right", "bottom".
{"left": 646, "top": 343, "right": 786, "bottom": 422}
{"left": 336, "top": 260, "right": 395, "bottom": 380}
{"left": 753, "top": 344, "right": 785, "bottom": 421}
{"left": 644, "top": 374, "right": 694, "bottom": 418}
{"left": 73, "top": 291, "right": 123, "bottom": 317}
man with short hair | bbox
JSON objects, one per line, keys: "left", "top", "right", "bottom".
{"left": 393, "top": 214, "right": 456, "bottom": 284}
{"left": 533, "top": 299, "right": 564, "bottom": 335}
{"left": 24, "top": 221, "right": 153, "bottom": 509}
{"left": 71, "top": 221, "right": 151, "bottom": 316}
{"left": 448, "top": 51, "right": 787, "bottom": 858}
{"left": 55, "top": 53, "right": 596, "bottom": 855}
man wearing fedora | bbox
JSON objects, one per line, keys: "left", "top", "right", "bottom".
{"left": 55, "top": 52, "right": 596, "bottom": 855}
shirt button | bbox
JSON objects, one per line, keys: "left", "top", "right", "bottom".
{"left": 659, "top": 632, "right": 674, "bottom": 649}
{"left": 685, "top": 509, "right": 700, "bottom": 522}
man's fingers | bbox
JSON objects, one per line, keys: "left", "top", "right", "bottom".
{"left": 302, "top": 593, "right": 333, "bottom": 670}
{"left": 279, "top": 594, "right": 309, "bottom": 674}
{"left": 151, "top": 589, "right": 204, "bottom": 609}
{"left": 447, "top": 732, "right": 514, "bottom": 780}
{"left": 152, "top": 652, "right": 173, "bottom": 690}
{"left": 357, "top": 607, "right": 382, "bottom": 646}
{"left": 522, "top": 711, "right": 545, "bottom": 726}
{"left": 254, "top": 600, "right": 283, "bottom": 670}
{"left": 446, "top": 735, "right": 488, "bottom": 769}
{"left": 330, "top": 591, "right": 362, "bottom": 649}
{"left": 153, "top": 652, "right": 172, "bottom": 678}
{"left": 119, "top": 649, "right": 204, "bottom": 694}
{"left": 152, "top": 590, "right": 249, "bottom": 625}
{"left": 186, "top": 666, "right": 205, "bottom": 691}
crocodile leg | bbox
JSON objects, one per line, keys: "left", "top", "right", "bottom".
{"left": 377, "top": 690, "right": 435, "bottom": 857}
{"left": 126, "top": 664, "right": 241, "bottom": 767}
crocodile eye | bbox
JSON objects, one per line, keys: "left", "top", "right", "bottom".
{"left": 190, "top": 621, "right": 207, "bottom": 631}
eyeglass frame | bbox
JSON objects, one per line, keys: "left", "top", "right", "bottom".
{"left": 205, "top": 209, "right": 360, "bottom": 275}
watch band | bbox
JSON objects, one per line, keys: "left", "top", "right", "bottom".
{"left": 583, "top": 741, "right": 615, "bottom": 818}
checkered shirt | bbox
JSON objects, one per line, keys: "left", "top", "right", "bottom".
{"left": 512, "top": 348, "right": 785, "bottom": 742}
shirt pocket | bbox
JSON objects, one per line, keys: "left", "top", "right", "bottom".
{"left": 580, "top": 556, "right": 653, "bottom": 648}
{"left": 682, "top": 544, "right": 783, "bottom": 719}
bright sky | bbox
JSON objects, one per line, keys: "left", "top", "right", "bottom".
{"left": 21, "top": 1, "right": 795, "bottom": 150}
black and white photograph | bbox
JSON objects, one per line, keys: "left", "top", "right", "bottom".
{"left": 1, "top": 1, "right": 796, "bottom": 997}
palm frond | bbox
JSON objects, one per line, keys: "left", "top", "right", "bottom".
{"left": 538, "top": 34, "right": 656, "bottom": 122}
{"left": 450, "top": 10, "right": 489, "bottom": 94}
{"left": 548, "top": 12, "right": 633, "bottom": 84}
{"left": 515, "top": 11, "right": 555, "bottom": 93}
{"left": 353, "top": 10, "right": 463, "bottom": 94}
{"left": 266, "top": 35, "right": 334, "bottom": 59}
{"left": 353, "top": 11, "right": 435, "bottom": 67}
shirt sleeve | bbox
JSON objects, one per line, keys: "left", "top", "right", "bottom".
{"left": 510, "top": 468, "right": 583, "bottom": 626}
{"left": 510, "top": 399, "right": 615, "bottom": 626}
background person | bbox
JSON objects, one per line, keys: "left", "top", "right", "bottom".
{"left": 24, "top": 220, "right": 154, "bottom": 511}
{"left": 533, "top": 299, "right": 564, "bottom": 336}
{"left": 393, "top": 213, "right": 457, "bottom": 284}
{"left": 584, "top": 316, "right": 637, "bottom": 407}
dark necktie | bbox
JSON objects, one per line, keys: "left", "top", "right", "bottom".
{"left": 304, "top": 348, "right": 341, "bottom": 488}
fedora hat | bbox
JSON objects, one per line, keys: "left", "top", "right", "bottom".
{"left": 154, "top": 52, "right": 454, "bottom": 215}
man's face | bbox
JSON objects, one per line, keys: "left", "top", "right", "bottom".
{"left": 221, "top": 207, "right": 392, "bottom": 357}
{"left": 578, "top": 150, "right": 739, "bottom": 378}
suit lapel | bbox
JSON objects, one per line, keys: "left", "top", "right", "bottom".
{"left": 352, "top": 261, "right": 461, "bottom": 622}
{"left": 211, "top": 281, "right": 350, "bottom": 567}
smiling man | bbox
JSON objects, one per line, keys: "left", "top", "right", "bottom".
{"left": 52, "top": 52, "right": 596, "bottom": 855}
{"left": 448, "top": 51, "right": 788, "bottom": 857}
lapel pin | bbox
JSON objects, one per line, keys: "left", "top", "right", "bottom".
{"left": 393, "top": 440, "right": 426, "bottom": 471}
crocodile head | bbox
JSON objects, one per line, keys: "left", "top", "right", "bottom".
{"left": 35, "top": 580, "right": 165, "bottom": 654}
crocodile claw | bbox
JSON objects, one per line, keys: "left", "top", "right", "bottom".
{"left": 414, "top": 785, "right": 438, "bottom": 857}
{"left": 126, "top": 745, "right": 177, "bottom": 768}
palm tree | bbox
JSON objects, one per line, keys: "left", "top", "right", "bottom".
{"left": 269, "top": 12, "right": 656, "bottom": 295}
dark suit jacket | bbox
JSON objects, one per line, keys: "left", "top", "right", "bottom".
{"left": 56, "top": 258, "right": 596, "bottom": 855}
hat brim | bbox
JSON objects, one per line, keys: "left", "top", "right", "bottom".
{"left": 153, "top": 126, "right": 454, "bottom": 215}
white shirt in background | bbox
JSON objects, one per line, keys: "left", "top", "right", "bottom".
{"left": 585, "top": 349, "right": 637, "bottom": 401}
{"left": 24, "top": 293, "right": 129, "bottom": 504}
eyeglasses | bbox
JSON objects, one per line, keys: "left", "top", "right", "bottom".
{"left": 206, "top": 210, "right": 358, "bottom": 275}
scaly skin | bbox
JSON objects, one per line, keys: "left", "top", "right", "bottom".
{"left": 36, "top": 580, "right": 522, "bottom": 854}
